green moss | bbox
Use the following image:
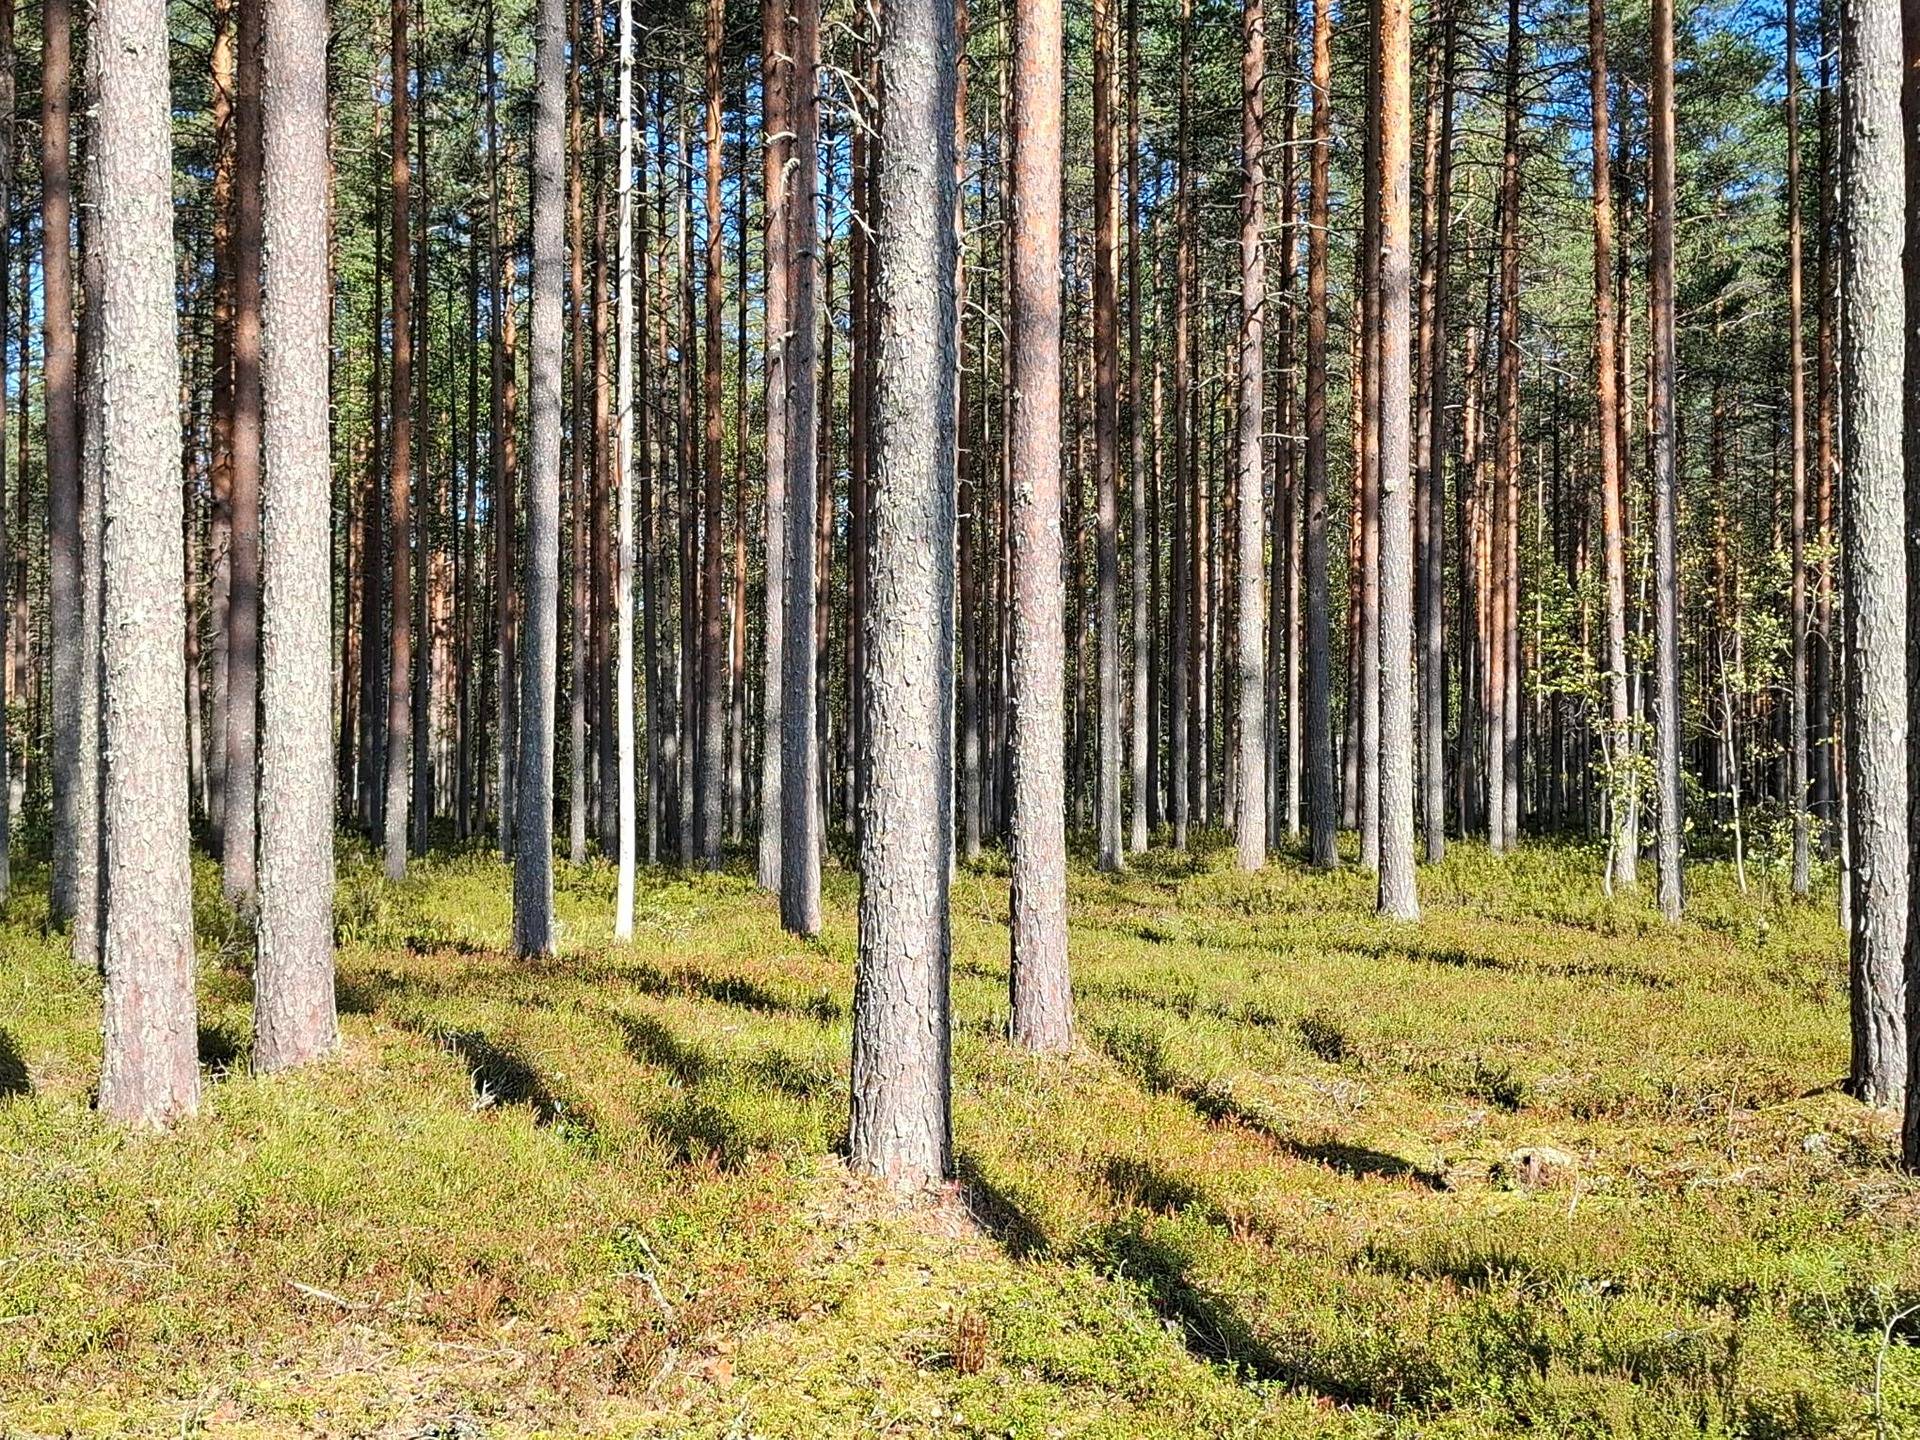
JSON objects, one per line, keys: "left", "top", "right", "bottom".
{"left": 0, "top": 838, "right": 1910, "bottom": 1436}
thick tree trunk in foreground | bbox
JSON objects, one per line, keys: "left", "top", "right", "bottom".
{"left": 851, "top": 0, "right": 959, "bottom": 1187}
{"left": 516, "top": 0, "right": 565, "bottom": 958}
{"left": 1650, "top": 0, "right": 1685, "bottom": 918}
{"left": 1233, "top": 0, "right": 1266, "bottom": 873}
{"left": 384, "top": 0, "right": 414, "bottom": 881}
{"left": 1125, "top": 0, "right": 1149, "bottom": 854}
{"left": 781, "top": 0, "right": 823, "bottom": 936}
{"left": 615, "top": 0, "right": 638, "bottom": 939}
{"left": 698, "top": 0, "right": 726, "bottom": 867}
{"left": 224, "top": 0, "right": 264, "bottom": 904}
{"left": 1376, "top": 0, "right": 1417, "bottom": 919}
{"left": 255, "top": 0, "right": 338, "bottom": 1070}
{"left": 1303, "top": 0, "right": 1337, "bottom": 868}
{"left": 1007, "top": 0, "right": 1071, "bottom": 1052}
{"left": 1093, "top": 0, "right": 1122, "bottom": 873}
{"left": 1839, "top": 0, "right": 1904, "bottom": 1099}
{"left": 93, "top": 0, "right": 198, "bottom": 1127}
{"left": 759, "top": 0, "right": 790, "bottom": 892}
{"left": 44, "top": 0, "right": 81, "bottom": 926}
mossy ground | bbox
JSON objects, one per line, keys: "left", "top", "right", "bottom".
{"left": 0, "top": 833, "right": 1913, "bottom": 1437}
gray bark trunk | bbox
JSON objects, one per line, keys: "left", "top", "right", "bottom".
{"left": 1303, "top": 0, "right": 1337, "bottom": 868}
{"left": 44, "top": 0, "right": 81, "bottom": 926}
{"left": 1650, "top": 0, "right": 1685, "bottom": 917}
{"left": 850, "top": 0, "right": 959, "bottom": 1185}
{"left": 1007, "top": 0, "right": 1072, "bottom": 1052}
{"left": 615, "top": 0, "right": 638, "bottom": 938}
{"left": 516, "top": 0, "right": 565, "bottom": 957}
{"left": 1375, "top": 0, "right": 1417, "bottom": 919}
{"left": 780, "top": 0, "right": 823, "bottom": 936}
{"left": 1234, "top": 0, "right": 1266, "bottom": 873}
{"left": 93, "top": 0, "right": 199, "bottom": 1127}
{"left": 1841, "top": 0, "right": 1906, "bottom": 1101}
{"left": 758, "top": 0, "right": 789, "bottom": 892}
{"left": 224, "top": 0, "right": 263, "bottom": 904}
{"left": 383, "top": 0, "right": 413, "bottom": 882}
{"left": 254, "top": 0, "right": 338, "bottom": 1071}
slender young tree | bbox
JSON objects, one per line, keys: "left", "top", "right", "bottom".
{"left": 1233, "top": 0, "right": 1266, "bottom": 872}
{"left": 44, "top": 0, "right": 82, "bottom": 927}
{"left": 516, "top": 0, "right": 565, "bottom": 957}
{"left": 1303, "top": 0, "right": 1337, "bottom": 867}
{"left": 1840, "top": 0, "right": 1903, "bottom": 1099}
{"left": 1375, "top": 0, "right": 1417, "bottom": 918}
{"left": 1591, "top": 0, "right": 1634, "bottom": 891}
{"left": 851, "top": 0, "right": 960, "bottom": 1187}
{"left": 1007, "top": 0, "right": 1072, "bottom": 1051}
{"left": 93, "top": 0, "right": 198, "bottom": 1126}
{"left": 384, "top": 0, "right": 414, "bottom": 881}
{"left": 255, "top": 0, "right": 337, "bottom": 1070}
{"left": 615, "top": 0, "right": 638, "bottom": 938}
{"left": 1650, "top": 0, "right": 1684, "bottom": 918}
{"left": 781, "top": 0, "right": 824, "bottom": 936}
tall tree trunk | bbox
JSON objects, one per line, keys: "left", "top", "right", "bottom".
{"left": 699, "top": 0, "right": 727, "bottom": 866}
{"left": 1376, "top": 0, "right": 1417, "bottom": 918}
{"left": 759, "top": 0, "right": 790, "bottom": 890}
{"left": 411, "top": 55, "right": 432, "bottom": 855}
{"left": 1787, "top": 0, "right": 1811, "bottom": 898}
{"left": 1846, "top": 0, "right": 1906, "bottom": 1099}
{"left": 568, "top": 4, "right": 589, "bottom": 864}
{"left": 1650, "top": 0, "right": 1684, "bottom": 917}
{"left": 1415, "top": 0, "right": 1454, "bottom": 863}
{"left": 43, "top": 0, "right": 82, "bottom": 925}
{"left": 1592, "top": 0, "right": 1634, "bottom": 891}
{"left": 728, "top": 111, "right": 749, "bottom": 844}
{"left": 1007, "top": 0, "right": 1071, "bottom": 1051}
{"left": 1490, "top": 0, "right": 1522, "bottom": 856}
{"left": 93, "top": 0, "right": 198, "bottom": 1127}
{"left": 780, "top": 0, "right": 823, "bottom": 935}
{"left": 1169, "top": 0, "right": 1192, "bottom": 851}
{"left": 1357, "top": 2, "right": 1381, "bottom": 870}
{"left": 1125, "top": 0, "right": 1149, "bottom": 853}
{"left": 1304, "top": 0, "right": 1337, "bottom": 867}
{"left": 615, "top": 0, "right": 639, "bottom": 938}
{"left": 1093, "top": 0, "right": 1123, "bottom": 872}
{"left": 224, "top": 0, "right": 264, "bottom": 902}
{"left": 490, "top": 2, "right": 519, "bottom": 859}
{"left": 516, "top": 0, "right": 565, "bottom": 956}
{"left": 851, "top": 0, "right": 960, "bottom": 1186}
{"left": 384, "top": 0, "right": 414, "bottom": 881}
{"left": 255, "top": 0, "right": 337, "bottom": 1070}
{"left": 1233, "top": 0, "right": 1266, "bottom": 872}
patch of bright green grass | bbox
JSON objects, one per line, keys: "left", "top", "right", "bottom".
{"left": 0, "top": 833, "right": 1913, "bottom": 1437}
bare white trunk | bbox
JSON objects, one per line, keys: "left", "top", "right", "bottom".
{"left": 615, "top": 0, "right": 638, "bottom": 940}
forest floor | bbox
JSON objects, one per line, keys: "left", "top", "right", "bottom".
{"left": 0, "top": 832, "right": 1914, "bottom": 1438}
